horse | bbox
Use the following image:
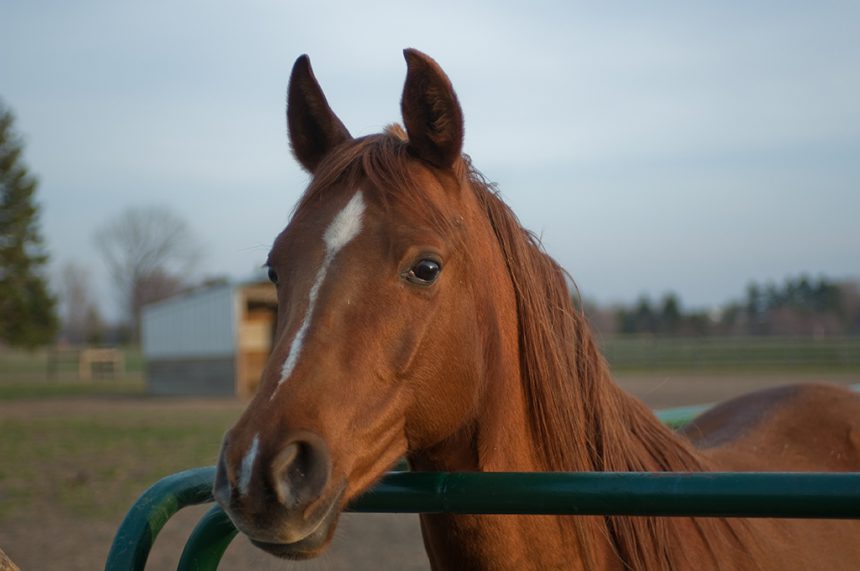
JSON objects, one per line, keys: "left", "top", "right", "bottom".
{"left": 213, "top": 49, "right": 860, "bottom": 570}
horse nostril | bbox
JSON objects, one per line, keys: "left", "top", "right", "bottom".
{"left": 271, "top": 433, "right": 331, "bottom": 508}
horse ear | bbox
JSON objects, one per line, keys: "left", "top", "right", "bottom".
{"left": 287, "top": 55, "right": 352, "bottom": 173}
{"left": 400, "top": 49, "right": 464, "bottom": 169}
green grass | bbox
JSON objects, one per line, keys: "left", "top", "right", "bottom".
{"left": 0, "top": 380, "right": 146, "bottom": 400}
{"left": 0, "top": 345, "right": 146, "bottom": 400}
{"left": 0, "top": 404, "right": 241, "bottom": 521}
{"left": 600, "top": 336, "right": 860, "bottom": 373}
{"left": 0, "top": 347, "right": 237, "bottom": 525}
{"left": 0, "top": 349, "right": 236, "bottom": 523}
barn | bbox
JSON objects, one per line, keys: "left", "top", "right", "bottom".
{"left": 141, "top": 281, "right": 277, "bottom": 397}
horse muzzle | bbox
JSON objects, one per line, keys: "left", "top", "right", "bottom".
{"left": 213, "top": 429, "right": 345, "bottom": 558}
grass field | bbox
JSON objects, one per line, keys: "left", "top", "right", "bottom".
{"left": 0, "top": 379, "right": 146, "bottom": 400}
{"left": 0, "top": 402, "right": 239, "bottom": 521}
{"left": 600, "top": 336, "right": 860, "bottom": 373}
{"left": 0, "top": 395, "right": 247, "bottom": 570}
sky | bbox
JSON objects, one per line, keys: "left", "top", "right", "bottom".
{"left": 2, "top": 1, "right": 859, "bottom": 319}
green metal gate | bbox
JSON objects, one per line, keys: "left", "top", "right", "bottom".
{"left": 105, "top": 403, "right": 860, "bottom": 570}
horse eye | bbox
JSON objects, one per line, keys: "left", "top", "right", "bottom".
{"left": 406, "top": 259, "right": 441, "bottom": 285}
{"left": 267, "top": 266, "right": 278, "bottom": 284}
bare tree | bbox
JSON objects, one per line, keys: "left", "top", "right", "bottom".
{"left": 58, "top": 261, "right": 104, "bottom": 344}
{"left": 94, "top": 206, "right": 200, "bottom": 342}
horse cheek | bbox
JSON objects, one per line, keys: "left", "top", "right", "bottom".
{"left": 403, "top": 321, "right": 484, "bottom": 451}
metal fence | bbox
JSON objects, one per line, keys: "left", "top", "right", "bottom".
{"left": 104, "top": 403, "right": 860, "bottom": 571}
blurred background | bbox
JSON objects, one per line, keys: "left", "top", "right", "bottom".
{"left": 1, "top": 1, "right": 859, "bottom": 569}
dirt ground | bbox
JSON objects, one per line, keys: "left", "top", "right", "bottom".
{"left": 1, "top": 372, "right": 857, "bottom": 570}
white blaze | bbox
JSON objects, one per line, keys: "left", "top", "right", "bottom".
{"left": 275, "top": 191, "right": 366, "bottom": 392}
{"left": 323, "top": 191, "right": 367, "bottom": 252}
{"left": 237, "top": 433, "right": 259, "bottom": 496}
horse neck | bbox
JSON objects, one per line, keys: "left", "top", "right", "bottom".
{"left": 520, "top": 321, "right": 746, "bottom": 571}
{"left": 410, "top": 275, "right": 722, "bottom": 569}
{"left": 407, "top": 248, "right": 618, "bottom": 568}
{"left": 409, "top": 310, "right": 612, "bottom": 571}
{"left": 410, "top": 177, "right": 729, "bottom": 569}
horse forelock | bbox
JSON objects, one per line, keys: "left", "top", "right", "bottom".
{"left": 291, "top": 132, "right": 458, "bottom": 241}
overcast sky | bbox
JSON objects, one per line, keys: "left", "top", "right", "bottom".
{"left": 2, "top": 1, "right": 859, "bottom": 318}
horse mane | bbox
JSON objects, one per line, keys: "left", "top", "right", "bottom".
{"left": 463, "top": 160, "right": 755, "bottom": 570}
{"left": 298, "top": 130, "right": 752, "bottom": 570}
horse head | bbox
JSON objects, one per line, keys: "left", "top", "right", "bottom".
{"left": 213, "top": 49, "right": 519, "bottom": 559}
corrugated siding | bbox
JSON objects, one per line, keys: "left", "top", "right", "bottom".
{"left": 142, "top": 285, "right": 237, "bottom": 359}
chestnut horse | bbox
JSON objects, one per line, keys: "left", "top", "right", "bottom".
{"left": 214, "top": 49, "right": 860, "bottom": 570}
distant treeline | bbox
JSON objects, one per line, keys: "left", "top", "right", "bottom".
{"left": 583, "top": 275, "right": 860, "bottom": 337}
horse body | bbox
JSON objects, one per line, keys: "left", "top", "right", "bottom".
{"left": 213, "top": 49, "right": 860, "bottom": 569}
{"left": 688, "top": 384, "right": 860, "bottom": 570}
{"left": 417, "top": 375, "right": 860, "bottom": 570}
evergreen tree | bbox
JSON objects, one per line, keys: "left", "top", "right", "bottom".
{"left": 0, "top": 100, "right": 57, "bottom": 347}
{"left": 659, "top": 293, "right": 682, "bottom": 334}
{"left": 633, "top": 295, "right": 657, "bottom": 334}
